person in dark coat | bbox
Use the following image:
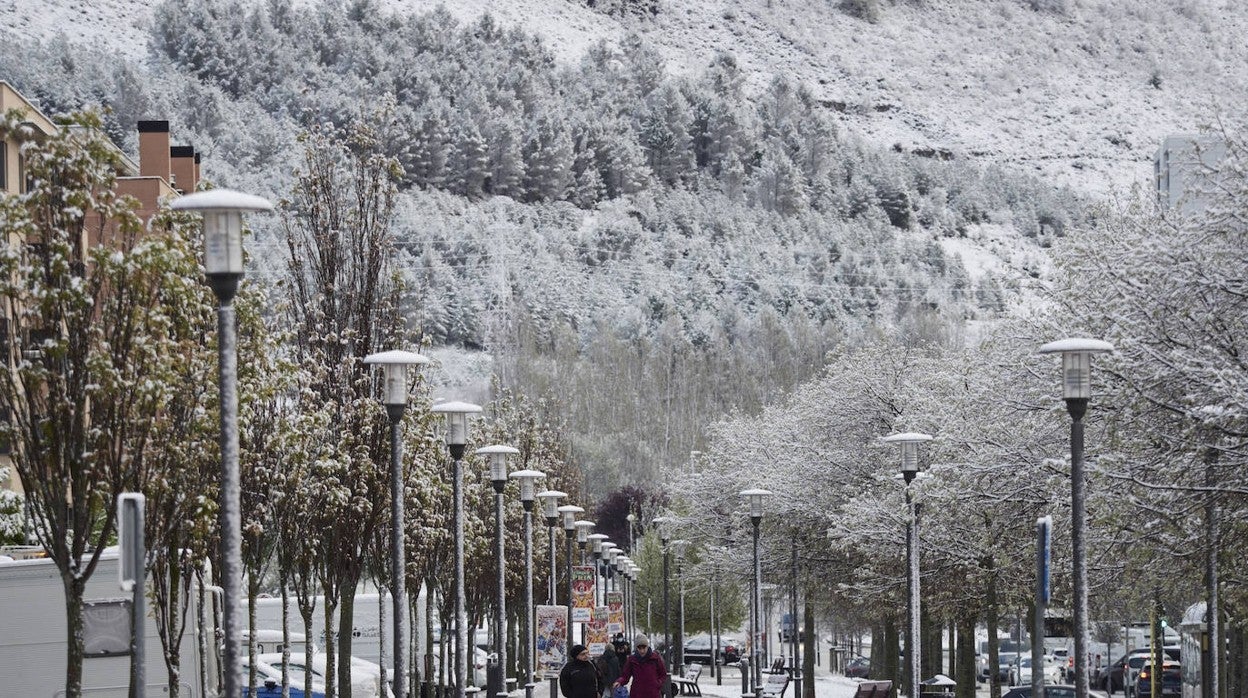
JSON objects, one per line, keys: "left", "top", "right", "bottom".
{"left": 614, "top": 634, "right": 669, "bottom": 698}
{"left": 561, "top": 644, "right": 603, "bottom": 698}
{"left": 598, "top": 639, "right": 627, "bottom": 698}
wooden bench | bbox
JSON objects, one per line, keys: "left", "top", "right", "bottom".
{"left": 851, "top": 680, "right": 893, "bottom": 698}
{"left": 670, "top": 663, "right": 703, "bottom": 696}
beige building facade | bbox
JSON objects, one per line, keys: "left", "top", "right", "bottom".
{"left": 1, "top": 81, "right": 202, "bottom": 504}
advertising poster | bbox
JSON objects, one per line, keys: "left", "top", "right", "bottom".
{"left": 572, "top": 565, "right": 596, "bottom": 622}
{"left": 535, "top": 605, "right": 568, "bottom": 679}
{"left": 587, "top": 606, "right": 610, "bottom": 655}
{"left": 606, "top": 591, "right": 624, "bottom": 635}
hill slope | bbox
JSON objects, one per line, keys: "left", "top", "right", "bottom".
{"left": 3, "top": 0, "right": 1244, "bottom": 194}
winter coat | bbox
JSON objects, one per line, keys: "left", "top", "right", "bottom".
{"left": 597, "top": 648, "right": 624, "bottom": 686}
{"left": 615, "top": 648, "right": 669, "bottom": 698}
{"left": 561, "top": 658, "right": 604, "bottom": 698}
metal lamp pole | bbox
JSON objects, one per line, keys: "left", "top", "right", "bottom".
{"left": 538, "top": 491, "right": 567, "bottom": 605}
{"left": 883, "top": 432, "right": 933, "bottom": 698}
{"left": 740, "top": 489, "right": 772, "bottom": 693}
{"left": 432, "top": 401, "right": 484, "bottom": 698}
{"left": 171, "top": 189, "right": 273, "bottom": 698}
{"left": 1038, "top": 338, "right": 1113, "bottom": 698}
{"left": 559, "top": 505, "right": 585, "bottom": 649}
{"left": 511, "top": 469, "right": 546, "bottom": 698}
{"left": 652, "top": 517, "right": 672, "bottom": 663}
{"left": 478, "top": 445, "right": 521, "bottom": 698}
{"left": 364, "top": 350, "right": 432, "bottom": 698}
{"left": 588, "top": 534, "right": 610, "bottom": 607}
{"left": 672, "top": 540, "right": 689, "bottom": 674}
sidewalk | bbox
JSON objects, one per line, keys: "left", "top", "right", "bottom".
{"left": 686, "top": 662, "right": 872, "bottom": 698}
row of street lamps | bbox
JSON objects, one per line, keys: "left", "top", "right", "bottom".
{"left": 174, "top": 189, "right": 1110, "bottom": 698}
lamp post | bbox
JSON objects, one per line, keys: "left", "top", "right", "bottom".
{"left": 478, "top": 445, "right": 520, "bottom": 698}
{"left": 629, "top": 565, "right": 641, "bottom": 639}
{"left": 1038, "top": 338, "right": 1113, "bottom": 698}
{"left": 672, "top": 539, "right": 689, "bottom": 674}
{"left": 627, "top": 513, "right": 636, "bottom": 553}
{"left": 510, "top": 469, "right": 546, "bottom": 698}
{"left": 364, "top": 350, "right": 432, "bottom": 698}
{"left": 538, "top": 491, "right": 567, "bottom": 605}
{"left": 559, "top": 504, "right": 585, "bottom": 649}
{"left": 575, "top": 520, "right": 596, "bottom": 565}
{"left": 882, "top": 432, "right": 933, "bottom": 698}
{"left": 588, "top": 534, "right": 610, "bottom": 607}
{"left": 652, "top": 516, "right": 672, "bottom": 664}
{"left": 432, "top": 401, "right": 484, "bottom": 698}
{"left": 170, "top": 189, "right": 273, "bottom": 698}
{"left": 740, "top": 489, "right": 772, "bottom": 692}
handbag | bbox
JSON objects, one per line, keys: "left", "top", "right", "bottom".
{"left": 613, "top": 684, "right": 629, "bottom": 698}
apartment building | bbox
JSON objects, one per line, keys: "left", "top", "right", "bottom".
{"left": 1, "top": 80, "right": 202, "bottom": 502}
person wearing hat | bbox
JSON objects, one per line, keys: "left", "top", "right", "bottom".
{"left": 561, "top": 644, "right": 603, "bottom": 698}
{"left": 598, "top": 638, "right": 628, "bottom": 698}
{"left": 614, "top": 634, "right": 669, "bottom": 698}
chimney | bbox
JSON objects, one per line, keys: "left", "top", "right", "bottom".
{"left": 137, "top": 120, "right": 171, "bottom": 181}
{"left": 170, "top": 145, "right": 196, "bottom": 193}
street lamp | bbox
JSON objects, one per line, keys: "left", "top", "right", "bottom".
{"left": 559, "top": 504, "right": 585, "bottom": 649}
{"left": 575, "top": 520, "right": 596, "bottom": 565}
{"left": 626, "top": 513, "right": 636, "bottom": 553}
{"left": 672, "top": 539, "right": 689, "bottom": 673}
{"left": 652, "top": 516, "right": 672, "bottom": 664}
{"left": 882, "top": 432, "right": 932, "bottom": 698}
{"left": 741, "top": 488, "right": 772, "bottom": 692}
{"left": 1038, "top": 338, "right": 1113, "bottom": 698}
{"left": 538, "top": 491, "right": 567, "bottom": 604}
{"left": 432, "top": 400, "right": 483, "bottom": 698}
{"left": 478, "top": 445, "right": 520, "bottom": 698}
{"left": 510, "top": 468, "right": 546, "bottom": 698}
{"left": 171, "top": 188, "right": 272, "bottom": 698}
{"left": 364, "top": 350, "right": 431, "bottom": 698}
{"left": 588, "top": 533, "right": 610, "bottom": 606}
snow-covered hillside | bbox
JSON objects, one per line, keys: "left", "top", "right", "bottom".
{"left": 3, "top": 0, "right": 1243, "bottom": 195}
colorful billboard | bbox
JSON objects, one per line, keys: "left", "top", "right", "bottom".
{"left": 535, "top": 605, "right": 568, "bottom": 679}
{"left": 572, "top": 565, "right": 596, "bottom": 622}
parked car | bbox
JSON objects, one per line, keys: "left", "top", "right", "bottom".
{"left": 244, "top": 680, "right": 325, "bottom": 698}
{"left": 243, "top": 651, "right": 388, "bottom": 698}
{"left": 1002, "top": 685, "right": 1109, "bottom": 698}
{"left": 426, "top": 644, "right": 490, "bottom": 686}
{"left": 845, "top": 656, "right": 871, "bottom": 679}
{"left": 1008, "top": 655, "right": 1063, "bottom": 686}
{"left": 1134, "top": 660, "right": 1181, "bottom": 698}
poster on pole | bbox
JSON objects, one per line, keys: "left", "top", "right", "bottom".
{"left": 572, "top": 566, "right": 596, "bottom": 622}
{"left": 588, "top": 606, "right": 610, "bottom": 655}
{"left": 535, "top": 605, "right": 568, "bottom": 680}
{"left": 606, "top": 591, "right": 624, "bottom": 635}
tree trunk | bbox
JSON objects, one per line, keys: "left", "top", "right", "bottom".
{"left": 882, "top": 615, "right": 899, "bottom": 698}
{"left": 325, "top": 596, "right": 340, "bottom": 698}
{"left": 340, "top": 590, "right": 356, "bottom": 698}
{"left": 63, "top": 574, "right": 85, "bottom": 698}
{"left": 985, "top": 555, "right": 1001, "bottom": 698}
{"left": 955, "top": 614, "right": 976, "bottom": 698}
{"left": 250, "top": 573, "right": 261, "bottom": 696}
{"left": 802, "top": 601, "right": 815, "bottom": 698}
{"left": 301, "top": 601, "right": 317, "bottom": 698}
{"left": 281, "top": 570, "right": 291, "bottom": 698}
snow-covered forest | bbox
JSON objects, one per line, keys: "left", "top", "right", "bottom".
{"left": 3, "top": 0, "right": 1248, "bottom": 697}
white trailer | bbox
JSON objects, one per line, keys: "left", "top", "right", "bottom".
{"left": 0, "top": 552, "right": 222, "bottom": 697}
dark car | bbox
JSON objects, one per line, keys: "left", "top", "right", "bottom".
{"left": 845, "top": 656, "right": 871, "bottom": 679}
{"left": 1098, "top": 654, "right": 1129, "bottom": 693}
{"left": 1134, "top": 660, "right": 1181, "bottom": 698}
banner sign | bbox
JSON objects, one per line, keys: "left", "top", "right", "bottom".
{"left": 1037, "top": 515, "right": 1052, "bottom": 604}
{"left": 588, "top": 606, "right": 609, "bottom": 655}
{"left": 572, "top": 566, "right": 596, "bottom": 622}
{"left": 606, "top": 591, "right": 624, "bottom": 635}
{"left": 536, "top": 605, "right": 569, "bottom": 679}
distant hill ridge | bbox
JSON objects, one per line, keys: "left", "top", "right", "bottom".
{"left": 3, "top": 0, "right": 1243, "bottom": 195}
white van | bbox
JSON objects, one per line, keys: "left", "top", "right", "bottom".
{"left": 0, "top": 552, "right": 222, "bottom": 697}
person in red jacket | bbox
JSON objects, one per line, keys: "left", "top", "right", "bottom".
{"left": 614, "top": 634, "right": 670, "bottom": 698}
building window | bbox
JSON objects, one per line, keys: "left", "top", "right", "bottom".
{"left": 0, "top": 141, "right": 7, "bottom": 191}
{"left": 17, "top": 151, "right": 26, "bottom": 194}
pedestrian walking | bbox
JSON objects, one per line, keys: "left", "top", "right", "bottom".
{"left": 597, "top": 639, "right": 628, "bottom": 698}
{"left": 561, "top": 644, "right": 604, "bottom": 698}
{"left": 615, "top": 634, "right": 669, "bottom": 698}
